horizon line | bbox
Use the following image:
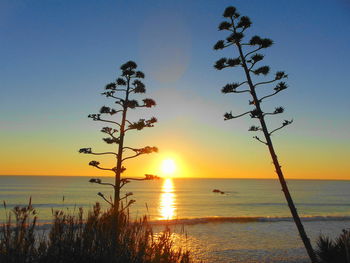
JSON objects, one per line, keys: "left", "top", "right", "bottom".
{"left": 0, "top": 174, "right": 349, "bottom": 181}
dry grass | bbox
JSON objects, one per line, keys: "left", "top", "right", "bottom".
{"left": 0, "top": 200, "right": 191, "bottom": 263}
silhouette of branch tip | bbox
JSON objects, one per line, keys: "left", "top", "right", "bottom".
{"left": 101, "top": 127, "right": 118, "bottom": 135}
{"left": 226, "top": 32, "right": 244, "bottom": 44}
{"left": 275, "top": 71, "right": 288, "bottom": 80}
{"left": 250, "top": 108, "right": 262, "bottom": 118}
{"left": 121, "top": 199, "right": 136, "bottom": 212}
{"left": 126, "top": 100, "right": 139, "bottom": 108}
{"left": 79, "top": 148, "right": 92, "bottom": 154}
{"left": 116, "top": 78, "right": 126, "bottom": 86}
{"left": 139, "top": 146, "right": 158, "bottom": 154}
{"left": 105, "top": 83, "right": 116, "bottom": 90}
{"left": 246, "top": 53, "right": 264, "bottom": 70}
{"left": 89, "top": 178, "right": 101, "bottom": 184}
{"left": 248, "top": 125, "right": 262, "bottom": 132}
{"left": 102, "top": 137, "right": 120, "bottom": 144}
{"left": 99, "top": 106, "right": 119, "bottom": 115}
{"left": 122, "top": 146, "right": 158, "bottom": 162}
{"left": 127, "top": 117, "right": 157, "bottom": 131}
{"left": 120, "top": 61, "right": 137, "bottom": 71}
{"left": 221, "top": 82, "right": 249, "bottom": 94}
{"left": 252, "top": 66, "right": 270, "bottom": 75}
{"left": 102, "top": 91, "right": 114, "bottom": 97}
{"left": 214, "top": 57, "right": 241, "bottom": 70}
{"left": 224, "top": 112, "right": 233, "bottom": 120}
{"left": 120, "top": 178, "right": 130, "bottom": 185}
{"left": 88, "top": 114, "right": 101, "bottom": 121}
{"left": 221, "top": 83, "right": 237, "bottom": 93}
{"left": 120, "top": 192, "right": 133, "bottom": 201}
{"left": 80, "top": 148, "right": 117, "bottom": 156}
{"left": 88, "top": 161, "right": 115, "bottom": 173}
{"left": 269, "top": 119, "right": 294, "bottom": 135}
{"left": 97, "top": 192, "right": 113, "bottom": 206}
{"left": 254, "top": 74, "right": 288, "bottom": 88}
{"left": 237, "top": 16, "right": 252, "bottom": 29}
{"left": 143, "top": 98, "right": 156, "bottom": 108}
{"left": 89, "top": 161, "right": 100, "bottom": 167}
{"left": 218, "top": 21, "right": 231, "bottom": 31}
{"left": 224, "top": 111, "right": 251, "bottom": 120}
{"left": 274, "top": 106, "right": 284, "bottom": 114}
{"left": 274, "top": 82, "right": 288, "bottom": 92}
{"left": 283, "top": 119, "right": 293, "bottom": 126}
{"left": 214, "top": 58, "right": 227, "bottom": 70}
{"left": 213, "top": 40, "right": 226, "bottom": 50}
{"left": 258, "top": 83, "right": 288, "bottom": 103}
{"left": 264, "top": 107, "right": 285, "bottom": 116}
{"left": 253, "top": 136, "right": 267, "bottom": 145}
{"left": 132, "top": 80, "right": 146, "bottom": 93}
{"left": 223, "top": 6, "right": 237, "bottom": 18}
{"left": 123, "top": 174, "right": 160, "bottom": 182}
{"left": 88, "top": 114, "right": 120, "bottom": 126}
{"left": 251, "top": 53, "right": 264, "bottom": 63}
{"left": 135, "top": 71, "right": 145, "bottom": 78}
{"left": 249, "top": 36, "right": 273, "bottom": 48}
{"left": 90, "top": 178, "right": 116, "bottom": 189}
{"left": 144, "top": 174, "right": 160, "bottom": 180}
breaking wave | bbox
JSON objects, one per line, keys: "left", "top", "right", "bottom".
{"left": 151, "top": 215, "right": 350, "bottom": 225}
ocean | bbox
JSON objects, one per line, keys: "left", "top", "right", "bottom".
{"left": 1, "top": 176, "right": 349, "bottom": 262}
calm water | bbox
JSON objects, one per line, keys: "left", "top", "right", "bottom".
{"left": 1, "top": 176, "right": 350, "bottom": 262}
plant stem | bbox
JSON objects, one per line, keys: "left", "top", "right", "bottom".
{"left": 236, "top": 42, "right": 318, "bottom": 263}
{"left": 114, "top": 77, "right": 130, "bottom": 211}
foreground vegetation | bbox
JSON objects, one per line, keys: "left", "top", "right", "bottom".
{"left": 0, "top": 201, "right": 191, "bottom": 263}
{"left": 316, "top": 229, "right": 350, "bottom": 263}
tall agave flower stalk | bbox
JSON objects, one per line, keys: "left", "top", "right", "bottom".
{"left": 79, "top": 61, "right": 159, "bottom": 212}
{"left": 213, "top": 6, "right": 318, "bottom": 263}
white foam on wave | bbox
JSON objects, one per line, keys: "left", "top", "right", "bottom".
{"left": 151, "top": 215, "right": 350, "bottom": 225}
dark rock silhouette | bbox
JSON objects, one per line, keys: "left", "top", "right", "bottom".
{"left": 213, "top": 189, "right": 225, "bottom": 194}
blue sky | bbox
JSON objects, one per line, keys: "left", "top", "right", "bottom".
{"left": 0, "top": 0, "right": 349, "bottom": 178}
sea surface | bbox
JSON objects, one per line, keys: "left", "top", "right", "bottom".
{"left": 1, "top": 176, "right": 350, "bottom": 262}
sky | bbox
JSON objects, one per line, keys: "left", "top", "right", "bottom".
{"left": 0, "top": 0, "right": 349, "bottom": 179}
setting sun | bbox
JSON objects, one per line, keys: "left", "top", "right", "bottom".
{"left": 161, "top": 159, "right": 176, "bottom": 175}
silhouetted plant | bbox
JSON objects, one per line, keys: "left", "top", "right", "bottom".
{"left": 316, "top": 229, "right": 350, "bottom": 263}
{"left": 214, "top": 6, "right": 317, "bottom": 262}
{"left": 0, "top": 202, "right": 192, "bottom": 263}
{"left": 0, "top": 199, "right": 40, "bottom": 263}
{"left": 79, "top": 61, "right": 159, "bottom": 211}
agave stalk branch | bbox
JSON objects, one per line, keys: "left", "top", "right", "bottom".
{"left": 258, "top": 90, "right": 281, "bottom": 102}
{"left": 122, "top": 153, "right": 142, "bottom": 162}
{"left": 254, "top": 78, "right": 279, "bottom": 87}
{"left": 234, "top": 28, "right": 317, "bottom": 263}
{"left": 89, "top": 151, "right": 118, "bottom": 156}
{"left": 253, "top": 136, "right": 267, "bottom": 145}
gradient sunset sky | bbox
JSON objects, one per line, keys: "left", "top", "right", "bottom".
{"left": 1, "top": 0, "right": 349, "bottom": 179}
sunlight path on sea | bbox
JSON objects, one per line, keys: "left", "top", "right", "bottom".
{"left": 159, "top": 178, "right": 176, "bottom": 220}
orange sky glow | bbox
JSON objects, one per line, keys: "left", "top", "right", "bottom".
{"left": 0, "top": 1, "right": 349, "bottom": 180}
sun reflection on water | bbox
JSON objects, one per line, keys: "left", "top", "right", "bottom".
{"left": 159, "top": 178, "right": 176, "bottom": 220}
